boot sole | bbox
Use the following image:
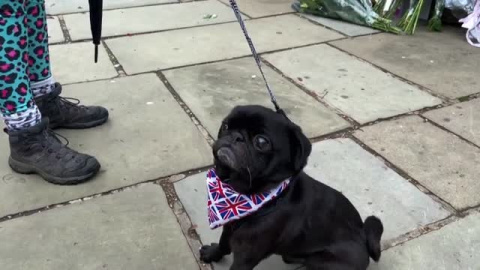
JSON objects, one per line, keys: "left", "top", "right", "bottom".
{"left": 8, "top": 157, "right": 100, "bottom": 185}
{"left": 50, "top": 115, "right": 109, "bottom": 130}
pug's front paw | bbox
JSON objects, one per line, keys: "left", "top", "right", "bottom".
{"left": 200, "top": 243, "right": 224, "bottom": 263}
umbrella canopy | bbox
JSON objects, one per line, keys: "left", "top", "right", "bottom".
{"left": 88, "top": 0, "right": 103, "bottom": 63}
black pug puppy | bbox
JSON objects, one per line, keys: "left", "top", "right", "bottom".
{"left": 200, "top": 105, "right": 384, "bottom": 270}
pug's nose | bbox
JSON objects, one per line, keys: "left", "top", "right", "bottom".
{"left": 217, "top": 147, "right": 236, "bottom": 169}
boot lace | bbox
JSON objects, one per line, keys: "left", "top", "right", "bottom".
{"left": 42, "top": 129, "right": 78, "bottom": 161}
{"left": 5, "top": 127, "right": 78, "bottom": 161}
{"left": 55, "top": 96, "right": 88, "bottom": 113}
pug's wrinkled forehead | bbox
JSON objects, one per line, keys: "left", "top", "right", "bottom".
{"left": 222, "top": 105, "right": 289, "bottom": 134}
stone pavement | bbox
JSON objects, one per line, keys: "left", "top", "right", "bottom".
{"left": 0, "top": 0, "right": 479, "bottom": 269}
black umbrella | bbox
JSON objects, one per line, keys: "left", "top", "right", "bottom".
{"left": 88, "top": 0, "right": 103, "bottom": 63}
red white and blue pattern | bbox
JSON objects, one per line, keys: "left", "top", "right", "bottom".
{"left": 206, "top": 168, "right": 290, "bottom": 229}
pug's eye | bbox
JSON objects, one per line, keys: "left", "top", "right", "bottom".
{"left": 253, "top": 135, "right": 271, "bottom": 151}
{"left": 222, "top": 123, "right": 229, "bottom": 131}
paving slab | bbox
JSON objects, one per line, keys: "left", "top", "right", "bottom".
{"left": 46, "top": 0, "right": 177, "bottom": 15}
{"left": 0, "top": 183, "right": 198, "bottom": 270}
{"left": 299, "top": 14, "right": 379, "bottom": 36}
{"left": 331, "top": 27, "right": 480, "bottom": 99}
{"left": 163, "top": 57, "right": 350, "bottom": 139}
{"left": 64, "top": 1, "right": 237, "bottom": 41}
{"left": 219, "top": 0, "right": 295, "bottom": 18}
{"left": 47, "top": 16, "right": 64, "bottom": 43}
{"left": 423, "top": 98, "right": 480, "bottom": 146}
{"left": 0, "top": 74, "right": 212, "bottom": 217}
{"left": 263, "top": 45, "right": 442, "bottom": 124}
{"left": 50, "top": 42, "right": 118, "bottom": 84}
{"left": 354, "top": 116, "right": 480, "bottom": 210}
{"left": 175, "top": 139, "right": 450, "bottom": 267}
{"left": 304, "top": 138, "right": 450, "bottom": 241}
{"left": 175, "top": 172, "right": 300, "bottom": 270}
{"left": 106, "top": 15, "right": 343, "bottom": 74}
{"left": 370, "top": 211, "right": 480, "bottom": 270}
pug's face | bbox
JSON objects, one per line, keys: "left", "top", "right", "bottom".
{"left": 213, "top": 105, "right": 312, "bottom": 194}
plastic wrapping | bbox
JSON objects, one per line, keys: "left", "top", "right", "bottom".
{"left": 445, "top": 0, "right": 475, "bottom": 13}
{"left": 428, "top": 0, "right": 446, "bottom": 31}
{"left": 445, "top": 0, "right": 475, "bottom": 19}
{"left": 459, "top": 0, "right": 480, "bottom": 47}
{"left": 398, "top": 0, "right": 425, "bottom": 34}
{"left": 293, "top": 0, "right": 401, "bottom": 33}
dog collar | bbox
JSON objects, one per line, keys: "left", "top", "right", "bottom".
{"left": 206, "top": 168, "right": 290, "bottom": 229}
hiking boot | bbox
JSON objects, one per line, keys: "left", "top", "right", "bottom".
{"left": 35, "top": 83, "right": 109, "bottom": 129}
{"left": 7, "top": 118, "right": 101, "bottom": 185}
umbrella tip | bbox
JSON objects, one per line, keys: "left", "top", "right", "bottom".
{"left": 94, "top": 45, "right": 99, "bottom": 63}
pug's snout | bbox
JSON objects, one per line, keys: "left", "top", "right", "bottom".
{"left": 216, "top": 147, "right": 237, "bottom": 169}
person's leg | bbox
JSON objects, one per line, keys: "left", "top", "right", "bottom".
{"left": 25, "top": 0, "right": 55, "bottom": 96}
{"left": 1, "top": 0, "right": 100, "bottom": 185}
{"left": 26, "top": 0, "right": 109, "bottom": 129}
{"left": 0, "top": 0, "right": 41, "bottom": 131}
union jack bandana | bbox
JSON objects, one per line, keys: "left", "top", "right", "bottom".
{"left": 206, "top": 168, "right": 290, "bottom": 229}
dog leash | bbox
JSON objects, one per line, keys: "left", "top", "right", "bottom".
{"left": 228, "top": 0, "right": 287, "bottom": 117}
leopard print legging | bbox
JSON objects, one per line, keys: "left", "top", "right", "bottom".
{"left": 0, "top": 0, "right": 51, "bottom": 116}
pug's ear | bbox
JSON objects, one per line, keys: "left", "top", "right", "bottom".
{"left": 289, "top": 123, "right": 312, "bottom": 172}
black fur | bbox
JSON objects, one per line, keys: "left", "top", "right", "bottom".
{"left": 201, "top": 105, "right": 384, "bottom": 270}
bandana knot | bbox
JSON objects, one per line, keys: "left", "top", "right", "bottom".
{"left": 206, "top": 168, "right": 290, "bottom": 229}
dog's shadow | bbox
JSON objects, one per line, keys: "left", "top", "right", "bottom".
{"left": 210, "top": 253, "right": 299, "bottom": 270}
